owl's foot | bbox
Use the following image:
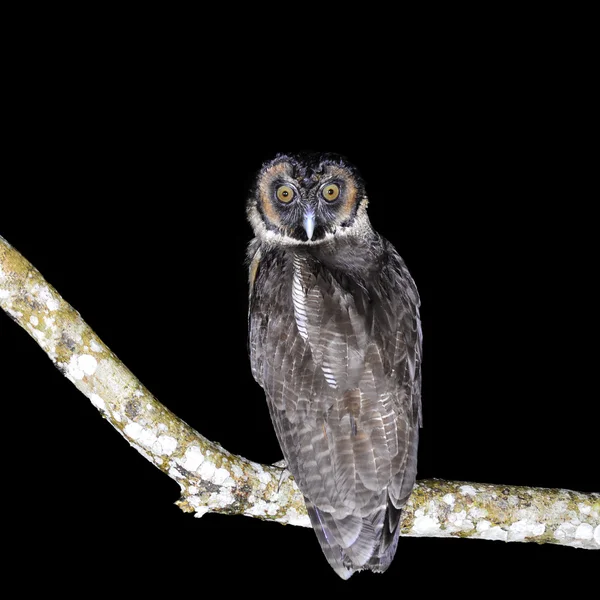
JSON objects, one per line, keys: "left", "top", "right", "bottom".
{"left": 270, "top": 460, "right": 291, "bottom": 492}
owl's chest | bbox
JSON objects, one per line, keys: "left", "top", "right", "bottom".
{"left": 251, "top": 247, "right": 380, "bottom": 389}
{"left": 254, "top": 249, "right": 367, "bottom": 332}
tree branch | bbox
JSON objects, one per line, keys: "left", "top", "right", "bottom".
{"left": 1, "top": 234, "right": 598, "bottom": 550}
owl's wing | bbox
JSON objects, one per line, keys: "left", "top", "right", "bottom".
{"left": 248, "top": 242, "right": 421, "bottom": 578}
{"left": 376, "top": 245, "right": 422, "bottom": 513}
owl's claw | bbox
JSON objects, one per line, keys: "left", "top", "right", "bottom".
{"left": 270, "top": 460, "right": 292, "bottom": 492}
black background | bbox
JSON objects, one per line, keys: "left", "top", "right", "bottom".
{"left": 1, "top": 24, "right": 597, "bottom": 594}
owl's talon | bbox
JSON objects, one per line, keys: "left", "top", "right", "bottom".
{"left": 269, "top": 461, "right": 291, "bottom": 492}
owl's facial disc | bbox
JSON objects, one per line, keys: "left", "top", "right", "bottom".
{"left": 249, "top": 153, "right": 369, "bottom": 245}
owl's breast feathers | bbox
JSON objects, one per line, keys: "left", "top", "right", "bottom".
{"left": 248, "top": 234, "right": 422, "bottom": 578}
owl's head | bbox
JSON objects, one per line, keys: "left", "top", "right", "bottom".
{"left": 247, "top": 152, "right": 371, "bottom": 246}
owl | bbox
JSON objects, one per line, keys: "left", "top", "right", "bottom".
{"left": 246, "top": 152, "right": 422, "bottom": 579}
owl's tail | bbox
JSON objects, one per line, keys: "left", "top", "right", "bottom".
{"left": 305, "top": 498, "right": 401, "bottom": 580}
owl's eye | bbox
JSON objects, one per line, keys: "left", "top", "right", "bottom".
{"left": 322, "top": 183, "right": 340, "bottom": 202}
{"left": 276, "top": 185, "right": 295, "bottom": 203}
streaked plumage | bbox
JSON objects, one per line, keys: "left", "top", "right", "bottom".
{"left": 247, "top": 153, "right": 422, "bottom": 579}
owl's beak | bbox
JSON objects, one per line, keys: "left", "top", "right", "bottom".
{"left": 303, "top": 210, "right": 316, "bottom": 240}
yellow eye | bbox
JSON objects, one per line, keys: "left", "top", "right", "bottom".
{"left": 322, "top": 183, "right": 340, "bottom": 201}
{"left": 276, "top": 185, "right": 295, "bottom": 203}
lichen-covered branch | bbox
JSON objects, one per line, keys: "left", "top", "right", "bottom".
{"left": 1, "top": 234, "right": 598, "bottom": 550}
{"left": 401, "top": 480, "right": 598, "bottom": 548}
{"left": 0, "top": 234, "right": 307, "bottom": 526}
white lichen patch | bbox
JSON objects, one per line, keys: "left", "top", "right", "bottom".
{"left": 66, "top": 356, "right": 85, "bottom": 380}
{"left": 574, "top": 523, "right": 593, "bottom": 540}
{"left": 554, "top": 522, "right": 576, "bottom": 540}
{"left": 210, "top": 464, "right": 229, "bottom": 482}
{"left": 32, "top": 284, "right": 59, "bottom": 311}
{"left": 169, "top": 465, "right": 185, "bottom": 479}
{"left": 0, "top": 289, "right": 10, "bottom": 299}
{"left": 77, "top": 354, "right": 98, "bottom": 376}
{"left": 448, "top": 510, "right": 474, "bottom": 531}
{"left": 459, "top": 485, "right": 478, "bottom": 496}
{"left": 231, "top": 464, "right": 244, "bottom": 478}
{"left": 193, "top": 504, "right": 210, "bottom": 518}
{"left": 90, "top": 340, "right": 103, "bottom": 353}
{"left": 91, "top": 360, "right": 138, "bottom": 404}
{"left": 31, "top": 328, "right": 45, "bottom": 342}
{"left": 477, "top": 519, "right": 491, "bottom": 532}
{"left": 89, "top": 393, "right": 106, "bottom": 411}
{"left": 153, "top": 434, "right": 177, "bottom": 456}
{"left": 198, "top": 461, "right": 216, "bottom": 481}
{"left": 29, "top": 315, "right": 39, "bottom": 326}
{"left": 66, "top": 354, "right": 98, "bottom": 380}
{"left": 258, "top": 470, "right": 272, "bottom": 486}
{"left": 245, "top": 498, "right": 279, "bottom": 517}
{"left": 448, "top": 510, "right": 467, "bottom": 524}
{"left": 469, "top": 506, "right": 487, "bottom": 519}
{"left": 278, "top": 507, "right": 310, "bottom": 527}
{"left": 213, "top": 467, "right": 234, "bottom": 486}
{"left": 508, "top": 519, "right": 545, "bottom": 541}
{"left": 210, "top": 487, "right": 235, "bottom": 508}
{"left": 594, "top": 525, "right": 600, "bottom": 545}
{"left": 124, "top": 422, "right": 158, "bottom": 448}
{"left": 442, "top": 493, "right": 455, "bottom": 506}
{"left": 578, "top": 503, "right": 591, "bottom": 516}
{"left": 139, "top": 428, "right": 159, "bottom": 447}
{"left": 412, "top": 514, "right": 441, "bottom": 535}
{"left": 477, "top": 525, "right": 509, "bottom": 541}
{"left": 178, "top": 446, "right": 204, "bottom": 472}
{"left": 551, "top": 500, "right": 569, "bottom": 515}
{"left": 269, "top": 489, "right": 282, "bottom": 502}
